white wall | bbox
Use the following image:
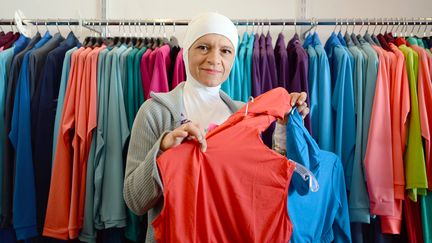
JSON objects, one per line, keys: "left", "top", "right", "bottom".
{"left": 1, "top": 0, "right": 431, "bottom": 44}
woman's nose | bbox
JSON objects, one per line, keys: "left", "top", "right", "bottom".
{"left": 206, "top": 50, "right": 221, "bottom": 65}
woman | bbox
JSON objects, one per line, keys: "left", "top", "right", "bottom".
{"left": 123, "top": 12, "right": 309, "bottom": 242}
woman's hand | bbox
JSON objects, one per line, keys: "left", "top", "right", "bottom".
{"left": 160, "top": 122, "right": 207, "bottom": 152}
{"left": 277, "top": 92, "right": 309, "bottom": 125}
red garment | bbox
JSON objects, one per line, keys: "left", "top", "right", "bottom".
{"left": 395, "top": 37, "right": 407, "bottom": 47}
{"left": 405, "top": 195, "right": 425, "bottom": 243}
{"left": 154, "top": 88, "right": 294, "bottom": 243}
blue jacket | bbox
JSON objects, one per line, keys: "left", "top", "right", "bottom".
{"left": 324, "top": 33, "right": 356, "bottom": 190}
{"left": 287, "top": 110, "right": 351, "bottom": 243}
{"left": 303, "top": 33, "right": 334, "bottom": 152}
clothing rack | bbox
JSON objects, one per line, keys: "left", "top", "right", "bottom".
{"left": 0, "top": 17, "right": 431, "bottom": 26}
{"left": 1, "top": 17, "right": 431, "bottom": 37}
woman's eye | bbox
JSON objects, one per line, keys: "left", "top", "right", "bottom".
{"left": 197, "top": 45, "right": 208, "bottom": 51}
{"left": 221, "top": 49, "right": 232, "bottom": 54}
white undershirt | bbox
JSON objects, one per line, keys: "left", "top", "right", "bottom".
{"left": 183, "top": 79, "right": 232, "bottom": 132}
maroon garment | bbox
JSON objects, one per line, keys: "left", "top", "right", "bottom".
{"left": 2, "top": 33, "right": 20, "bottom": 50}
{"left": 404, "top": 196, "right": 425, "bottom": 243}
{"left": 377, "top": 34, "right": 392, "bottom": 51}
{"left": 0, "top": 32, "right": 14, "bottom": 48}
{"left": 385, "top": 32, "right": 396, "bottom": 44}
{"left": 286, "top": 33, "right": 311, "bottom": 132}
{"left": 274, "top": 33, "right": 288, "bottom": 89}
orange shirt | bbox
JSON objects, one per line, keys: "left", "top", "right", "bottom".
{"left": 43, "top": 47, "right": 92, "bottom": 240}
{"left": 154, "top": 88, "right": 294, "bottom": 242}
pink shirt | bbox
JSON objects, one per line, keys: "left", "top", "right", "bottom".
{"left": 364, "top": 45, "right": 394, "bottom": 217}
{"left": 172, "top": 48, "right": 185, "bottom": 89}
{"left": 149, "top": 44, "right": 171, "bottom": 95}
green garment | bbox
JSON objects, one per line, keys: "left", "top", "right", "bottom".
{"left": 400, "top": 45, "right": 428, "bottom": 202}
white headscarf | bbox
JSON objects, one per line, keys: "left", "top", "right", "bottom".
{"left": 182, "top": 12, "right": 238, "bottom": 131}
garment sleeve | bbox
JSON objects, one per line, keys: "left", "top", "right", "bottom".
{"left": 332, "top": 158, "right": 352, "bottom": 243}
{"left": 123, "top": 101, "right": 170, "bottom": 216}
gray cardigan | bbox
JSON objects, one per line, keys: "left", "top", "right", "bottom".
{"left": 123, "top": 82, "right": 244, "bottom": 242}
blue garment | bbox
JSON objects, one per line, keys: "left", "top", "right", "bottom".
{"left": 324, "top": 32, "right": 356, "bottom": 190}
{"left": 338, "top": 31, "right": 347, "bottom": 47}
{"left": 221, "top": 36, "right": 241, "bottom": 98}
{"left": 9, "top": 31, "right": 52, "bottom": 240}
{"left": 229, "top": 36, "right": 242, "bottom": 101}
{"left": 0, "top": 47, "right": 15, "bottom": 218}
{"left": 238, "top": 33, "right": 248, "bottom": 102}
{"left": 312, "top": 33, "right": 334, "bottom": 152}
{"left": 243, "top": 33, "right": 254, "bottom": 102}
{"left": 12, "top": 35, "right": 30, "bottom": 55}
{"left": 52, "top": 46, "right": 78, "bottom": 166}
{"left": 287, "top": 109, "right": 351, "bottom": 243}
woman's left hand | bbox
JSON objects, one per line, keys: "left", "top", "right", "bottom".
{"left": 277, "top": 92, "right": 309, "bottom": 125}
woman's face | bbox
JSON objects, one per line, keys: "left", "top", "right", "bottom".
{"left": 187, "top": 34, "right": 235, "bottom": 87}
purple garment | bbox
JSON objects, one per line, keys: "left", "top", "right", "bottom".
{"left": 252, "top": 34, "right": 261, "bottom": 97}
{"left": 286, "top": 33, "right": 311, "bottom": 132}
{"left": 259, "top": 34, "right": 272, "bottom": 93}
{"left": 266, "top": 32, "right": 278, "bottom": 89}
{"left": 275, "top": 33, "right": 288, "bottom": 89}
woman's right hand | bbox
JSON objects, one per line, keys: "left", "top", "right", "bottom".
{"left": 160, "top": 122, "right": 207, "bottom": 152}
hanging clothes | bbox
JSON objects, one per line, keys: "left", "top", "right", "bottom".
{"left": 2, "top": 33, "right": 39, "bottom": 229}
{"left": 31, "top": 32, "right": 80, "bottom": 233}
{"left": 286, "top": 33, "right": 311, "bottom": 132}
{"left": 324, "top": 32, "right": 356, "bottom": 191}
{"left": 286, "top": 109, "right": 351, "bottom": 243}
{"left": 9, "top": 31, "right": 52, "bottom": 240}
{"left": 343, "top": 32, "right": 371, "bottom": 225}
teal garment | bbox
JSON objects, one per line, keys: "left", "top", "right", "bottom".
{"left": 124, "top": 47, "right": 138, "bottom": 124}
{"left": 324, "top": 32, "right": 356, "bottom": 191}
{"left": 94, "top": 45, "right": 129, "bottom": 229}
{"left": 79, "top": 48, "right": 110, "bottom": 243}
{"left": 124, "top": 47, "right": 146, "bottom": 242}
{"left": 0, "top": 46, "right": 15, "bottom": 217}
{"left": 238, "top": 33, "right": 248, "bottom": 102}
{"left": 345, "top": 35, "right": 370, "bottom": 223}
{"left": 357, "top": 36, "right": 379, "bottom": 168}
{"left": 120, "top": 46, "right": 133, "bottom": 96}
{"left": 242, "top": 33, "right": 254, "bottom": 102}
{"left": 421, "top": 193, "right": 432, "bottom": 243}
{"left": 312, "top": 33, "right": 334, "bottom": 152}
{"left": 223, "top": 35, "right": 241, "bottom": 100}
{"left": 52, "top": 47, "right": 78, "bottom": 165}
{"left": 407, "top": 37, "right": 419, "bottom": 46}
